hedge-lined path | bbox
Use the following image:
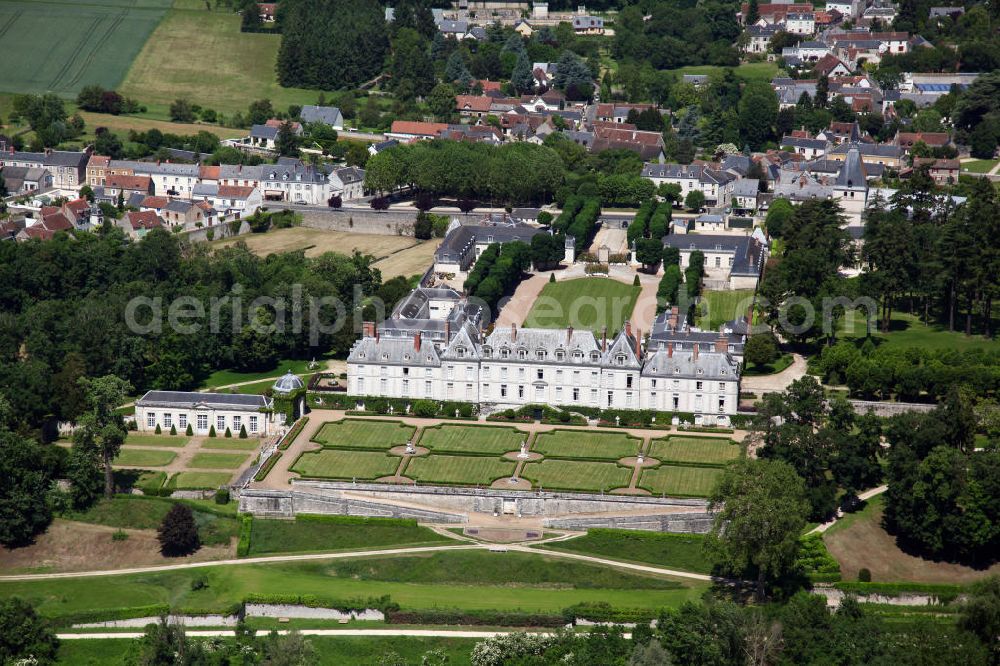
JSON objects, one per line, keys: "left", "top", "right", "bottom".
{"left": 257, "top": 409, "right": 746, "bottom": 491}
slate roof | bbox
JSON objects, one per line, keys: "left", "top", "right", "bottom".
{"left": 299, "top": 105, "right": 343, "bottom": 127}
{"left": 435, "top": 223, "right": 543, "bottom": 264}
{"left": 662, "top": 234, "right": 766, "bottom": 277}
{"left": 641, "top": 346, "right": 739, "bottom": 381}
{"left": 137, "top": 391, "right": 271, "bottom": 410}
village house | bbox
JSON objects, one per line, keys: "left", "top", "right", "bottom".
{"left": 386, "top": 120, "right": 449, "bottom": 141}
{"left": 328, "top": 166, "right": 366, "bottom": 201}
{"left": 572, "top": 15, "right": 604, "bottom": 34}
{"left": 905, "top": 157, "right": 959, "bottom": 185}
{"left": 119, "top": 210, "right": 164, "bottom": 240}
{"left": 661, "top": 231, "right": 767, "bottom": 291}
{"left": 1, "top": 148, "right": 90, "bottom": 190}
{"left": 260, "top": 162, "right": 330, "bottom": 205}
{"left": 641, "top": 163, "right": 735, "bottom": 208}
{"left": 0, "top": 166, "right": 51, "bottom": 196}
{"left": 299, "top": 105, "right": 344, "bottom": 130}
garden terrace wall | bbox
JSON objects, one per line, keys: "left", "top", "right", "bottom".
{"left": 239, "top": 482, "right": 712, "bottom": 533}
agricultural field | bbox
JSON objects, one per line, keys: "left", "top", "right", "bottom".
{"left": 0, "top": 0, "right": 171, "bottom": 96}
{"left": 418, "top": 424, "right": 525, "bottom": 455}
{"left": 119, "top": 4, "right": 320, "bottom": 116}
{"left": 212, "top": 228, "right": 422, "bottom": 261}
{"left": 648, "top": 436, "right": 742, "bottom": 466}
{"left": 291, "top": 449, "right": 400, "bottom": 480}
{"left": 521, "top": 459, "right": 633, "bottom": 492}
{"left": 531, "top": 430, "right": 641, "bottom": 461}
{"left": 113, "top": 448, "right": 176, "bottom": 467}
{"left": 524, "top": 277, "right": 641, "bottom": 333}
{"left": 313, "top": 419, "right": 416, "bottom": 450}
{"left": 404, "top": 454, "right": 516, "bottom": 486}
{"left": 639, "top": 465, "right": 722, "bottom": 497}
{"left": 696, "top": 289, "right": 755, "bottom": 332}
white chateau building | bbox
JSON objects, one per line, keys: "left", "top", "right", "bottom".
{"left": 347, "top": 292, "right": 741, "bottom": 423}
{"left": 134, "top": 391, "right": 275, "bottom": 437}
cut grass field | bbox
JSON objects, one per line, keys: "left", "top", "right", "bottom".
{"left": 961, "top": 159, "right": 999, "bottom": 174}
{"left": 199, "top": 358, "right": 315, "bottom": 390}
{"left": 0, "top": 0, "right": 171, "bottom": 96}
{"left": 696, "top": 289, "right": 755, "bottom": 332}
{"left": 124, "top": 433, "right": 188, "bottom": 448}
{"left": 531, "top": 430, "right": 641, "bottom": 461}
{"left": 291, "top": 449, "right": 400, "bottom": 480}
{"left": 823, "top": 495, "right": 1000, "bottom": 584}
{"left": 314, "top": 419, "right": 416, "bottom": 450}
{"left": 374, "top": 239, "right": 443, "bottom": 280}
{"left": 639, "top": 465, "right": 722, "bottom": 497}
{"left": 647, "top": 436, "right": 741, "bottom": 466}
{"left": 418, "top": 424, "right": 525, "bottom": 455}
{"left": 543, "top": 528, "right": 715, "bottom": 575}
{"left": 75, "top": 110, "right": 246, "bottom": 140}
{"left": 113, "top": 448, "right": 176, "bottom": 467}
{"left": 62, "top": 496, "right": 238, "bottom": 547}
{"left": 167, "top": 471, "right": 233, "bottom": 490}
{"left": 669, "top": 62, "right": 781, "bottom": 83}
{"left": 405, "top": 454, "right": 516, "bottom": 486}
{"left": 523, "top": 277, "right": 641, "bottom": 333}
{"left": 743, "top": 352, "right": 794, "bottom": 376}
{"left": 189, "top": 452, "right": 249, "bottom": 470}
{"left": 119, "top": 5, "right": 320, "bottom": 116}
{"left": 244, "top": 515, "right": 452, "bottom": 556}
{"left": 1, "top": 551, "right": 706, "bottom": 624}
{"left": 838, "top": 311, "right": 999, "bottom": 352}
{"left": 212, "top": 228, "right": 423, "bottom": 261}
{"left": 521, "top": 459, "right": 632, "bottom": 492}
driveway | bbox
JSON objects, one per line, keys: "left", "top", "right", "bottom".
{"left": 740, "top": 353, "right": 808, "bottom": 394}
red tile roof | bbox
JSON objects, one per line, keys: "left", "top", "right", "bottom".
{"left": 124, "top": 210, "right": 163, "bottom": 230}
{"left": 87, "top": 155, "right": 110, "bottom": 168}
{"left": 200, "top": 166, "right": 221, "bottom": 180}
{"left": 42, "top": 212, "right": 73, "bottom": 232}
{"left": 455, "top": 95, "right": 493, "bottom": 113}
{"left": 107, "top": 174, "right": 152, "bottom": 191}
{"left": 140, "top": 196, "right": 169, "bottom": 209}
{"left": 218, "top": 185, "right": 255, "bottom": 198}
{"left": 896, "top": 132, "right": 950, "bottom": 148}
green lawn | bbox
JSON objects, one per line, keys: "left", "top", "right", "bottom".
{"left": 119, "top": 5, "right": 323, "bottom": 117}
{"left": 838, "top": 311, "right": 999, "bottom": 352}
{"left": 113, "top": 448, "right": 176, "bottom": 467}
{"left": 62, "top": 496, "right": 238, "bottom": 546}
{"left": 696, "top": 289, "right": 755, "bottom": 332}
{"left": 0, "top": 0, "right": 171, "bottom": 96}
{"left": 291, "top": 449, "right": 400, "bottom": 480}
{"left": 523, "top": 278, "right": 641, "bottom": 333}
{"left": 961, "top": 159, "right": 999, "bottom": 174}
{"left": 743, "top": 352, "right": 794, "bottom": 376}
{"left": 639, "top": 465, "right": 722, "bottom": 497}
{"left": 670, "top": 62, "right": 781, "bottom": 83}
{"left": 2, "top": 552, "right": 706, "bottom": 623}
{"left": 167, "top": 471, "right": 233, "bottom": 490}
{"left": 543, "top": 528, "right": 716, "bottom": 575}
{"left": 189, "top": 452, "right": 249, "bottom": 470}
{"left": 313, "top": 419, "right": 416, "bottom": 450}
{"left": 521, "top": 460, "right": 633, "bottom": 492}
{"left": 198, "top": 358, "right": 314, "bottom": 390}
{"left": 200, "top": 438, "right": 261, "bottom": 451}
{"left": 125, "top": 434, "right": 188, "bottom": 448}
{"left": 245, "top": 515, "right": 452, "bottom": 556}
{"left": 418, "top": 425, "right": 525, "bottom": 455}
{"left": 531, "top": 430, "right": 641, "bottom": 460}
{"left": 404, "top": 455, "right": 516, "bottom": 486}
{"left": 57, "top": 637, "right": 481, "bottom": 666}
{"left": 647, "top": 436, "right": 741, "bottom": 466}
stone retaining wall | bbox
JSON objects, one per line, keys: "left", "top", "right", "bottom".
{"left": 72, "top": 605, "right": 385, "bottom": 629}
{"left": 239, "top": 481, "right": 711, "bottom": 533}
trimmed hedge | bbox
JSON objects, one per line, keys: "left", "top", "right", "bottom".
{"left": 237, "top": 515, "right": 252, "bottom": 557}
{"left": 387, "top": 609, "right": 565, "bottom": 628}
{"left": 833, "top": 582, "right": 967, "bottom": 597}
{"left": 243, "top": 593, "right": 398, "bottom": 613}
{"left": 562, "top": 602, "right": 656, "bottom": 624}
{"left": 315, "top": 394, "right": 478, "bottom": 419}
{"left": 254, "top": 453, "right": 282, "bottom": 481}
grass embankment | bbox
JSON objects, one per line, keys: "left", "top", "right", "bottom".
{"left": 543, "top": 529, "right": 715, "bottom": 575}
{"left": 524, "top": 278, "right": 641, "bottom": 333}
{"left": 62, "top": 496, "right": 238, "bottom": 546}
{"left": 0, "top": 551, "right": 707, "bottom": 622}
{"left": 243, "top": 515, "right": 451, "bottom": 557}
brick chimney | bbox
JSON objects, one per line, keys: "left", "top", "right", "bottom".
{"left": 414, "top": 332, "right": 422, "bottom": 352}
{"left": 566, "top": 325, "right": 573, "bottom": 346}
{"left": 715, "top": 335, "right": 728, "bottom": 353}
{"left": 624, "top": 320, "right": 631, "bottom": 338}
{"left": 667, "top": 342, "right": 674, "bottom": 358}
{"left": 445, "top": 320, "right": 452, "bottom": 341}
{"left": 670, "top": 306, "right": 679, "bottom": 329}
{"left": 511, "top": 323, "right": 517, "bottom": 341}
{"left": 601, "top": 326, "right": 607, "bottom": 352}
{"left": 362, "top": 321, "right": 374, "bottom": 338}
{"left": 692, "top": 344, "right": 699, "bottom": 361}
{"left": 634, "top": 329, "right": 641, "bottom": 358}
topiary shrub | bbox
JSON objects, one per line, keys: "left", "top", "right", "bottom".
{"left": 185, "top": 423, "right": 193, "bottom": 436}
{"left": 549, "top": 272, "right": 556, "bottom": 283}
{"left": 170, "top": 424, "right": 177, "bottom": 436}
{"left": 412, "top": 400, "right": 437, "bottom": 418}
{"left": 208, "top": 425, "right": 216, "bottom": 438}
{"left": 155, "top": 424, "right": 162, "bottom": 434}
{"left": 225, "top": 427, "right": 232, "bottom": 438}
{"left": 858, "top": 568, "right": 872, "bottom": 582}
{"left": 157, "top": 504, "right": 200, "bottom": 557}
{"left": 633, "top": 274, "right": 640, "bottom": 286}
{"left": 214, "top": 488, "right": 230, "bottom": 505}
{"left": 239, "top": 425, "right": 248, "bottom": 439}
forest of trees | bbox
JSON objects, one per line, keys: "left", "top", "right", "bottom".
{"left": 0, "top": 228, "right": 383, "bottom": 434}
